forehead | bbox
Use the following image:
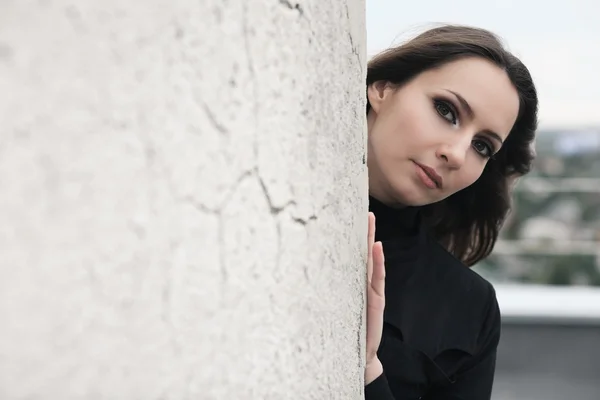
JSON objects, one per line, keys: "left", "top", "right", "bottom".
{"left": 416, "top": 57, "right": 520, "bottom": 139}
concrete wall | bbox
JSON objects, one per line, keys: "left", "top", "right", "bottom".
{"left": 0, "top": 1, "right": 367, "bottom": 399}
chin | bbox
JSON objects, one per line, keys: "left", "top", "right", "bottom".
{"left": 389, "top": 185, "right": 448, "bottom": 207}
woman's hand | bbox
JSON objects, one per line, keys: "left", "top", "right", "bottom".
{"left": 365, "top": 212, "right": 386, "bottom": 384}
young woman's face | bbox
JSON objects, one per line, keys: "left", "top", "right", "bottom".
{"left": 367, "top": 57, "right": 520, "bottom": 206}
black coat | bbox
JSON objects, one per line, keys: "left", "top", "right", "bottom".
{"left": 365, "top": 197, "right": 501, "bottom": 400}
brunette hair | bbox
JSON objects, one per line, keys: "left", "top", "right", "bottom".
{"left": 367, "top": 25, "right": 538, "bottom": 266}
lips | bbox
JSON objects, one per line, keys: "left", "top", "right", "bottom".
{"left": 414, "top": 162, "right": 443, "bottom": 189}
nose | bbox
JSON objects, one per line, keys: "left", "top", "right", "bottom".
{"left": 436, "top": 139, "right": 470, "bottom": 169}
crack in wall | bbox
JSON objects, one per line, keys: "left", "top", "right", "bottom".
{"left": 291, "top": 214, "right": 317, "bottom": 226}
{"left": 258, "top": 173, "right": 297, "bottom": 215}
{"left": 278, "top": 0, "right": 304, "bottom": 16}
{"left": 344, "top": 3, "right": 362, "bottom": 75}
{"left": 181, "top": 191, "right": 221, "bottom": 216}
{"left": 217, "top": 169, "right": 255, "bottom": 210}
{"left": 201, "top": 102, "right": 228, "bottom": 135}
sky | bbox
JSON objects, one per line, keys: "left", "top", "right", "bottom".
{"left": 366, "top": 0, "right": 600, "bottom": 129}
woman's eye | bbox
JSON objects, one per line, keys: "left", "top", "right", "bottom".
{"left": 434, "top": 100, "right": 457, "bottom": 125}
{"left": 473, "top": 140, "right": 493, "bottom": 158}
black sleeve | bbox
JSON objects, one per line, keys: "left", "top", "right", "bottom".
{"left": 426, "top": 290, "right": 502, "bottom": 400}
{"left": 365, "top": 316, "right": 500, "bottom": 400}
{"left": 426, "top": 346, "right": 499, "bottom": 399}
{"left": 365, "top": 372, "right": 396, "bottom": 400}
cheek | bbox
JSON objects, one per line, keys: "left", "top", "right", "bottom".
{"left": 455, "top": 161, "right": 486, "bottom": 190}
{"left": 407, "top": 103, "right": 446, "bottom": 144}
{"left": 377, "top": 97, "right": 437, "bottom": 154}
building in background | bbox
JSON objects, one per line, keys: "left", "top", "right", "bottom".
{"left": 475, "top": 127, "right": 600, "bottom": 287}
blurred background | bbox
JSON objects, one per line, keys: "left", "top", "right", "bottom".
{"left": 367, "top": 1, "right": 600, "bottom": 399}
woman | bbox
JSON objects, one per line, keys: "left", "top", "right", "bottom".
{"left": 364, "top": 25, "right": 538, "bottom": 399}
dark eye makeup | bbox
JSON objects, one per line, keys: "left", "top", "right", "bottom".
{"left": 433, "top": 99, "right": 458, "bottom": 125}
{"left": 433, "top": 97, "right": 498, "bottom": 159}
{"left": 472, "top": 138, "right": 495, "bottom": 158}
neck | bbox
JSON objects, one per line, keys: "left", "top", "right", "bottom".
{"left": 369, "top": 191, "right": 407, "bottom": 209}
{"left": 368, "top": 196, "right": 421, "bottom": 241}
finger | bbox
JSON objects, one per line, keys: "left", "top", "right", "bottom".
{"left": 371, "top": 241, "right": 385, "bottom": 298}
{"left": 368, "top": 212, "right": 375, "bottom": 250}
{"left": 367, "top": 212, "right": 376, "bottom": 282}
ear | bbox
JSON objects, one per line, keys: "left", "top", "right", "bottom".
{"left": 367, "top": 81, "right": 389, "bottom": 114}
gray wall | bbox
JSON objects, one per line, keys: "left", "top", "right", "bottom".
{"left": 0, "top": 1, "right": 368, "bottom": 398}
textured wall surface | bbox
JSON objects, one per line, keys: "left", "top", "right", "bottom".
{"left": 0, "top": 1, "right": 367, "bottom": 399}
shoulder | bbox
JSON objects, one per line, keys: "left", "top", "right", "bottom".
{"left": 424, "top": 231, "right": 497, "bottom": 298}
{"left": 382, "top": 228, "right": 501, "bottom": 357}
{"left": 424, "top": 232, "right": 501, "bottom": 347}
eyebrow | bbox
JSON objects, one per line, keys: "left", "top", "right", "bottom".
{"left": 444, "top": 89, "right": 505, "bottom": 145}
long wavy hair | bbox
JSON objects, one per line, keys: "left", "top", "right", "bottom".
{"left": 367, "top": 25, "right": 539, "bottom": 266}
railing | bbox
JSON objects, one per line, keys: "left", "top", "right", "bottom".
{"left": 495, "top": 283, "right": 600, "bottom": 325}
{"left": 494, "top": 177, "right": 600, "bottom": 256}
{"left": 494, "top": 239, "right": 599, "bottom": 256}
{"left": 514, "top": 177, "right": 600, "bottom": 193}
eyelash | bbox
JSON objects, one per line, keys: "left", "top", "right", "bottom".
{"left": 433, "top": 98, "right": 496, "bottom": 158}
{"left": 434, "top": 99, "right": 458, "bottom": 125}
